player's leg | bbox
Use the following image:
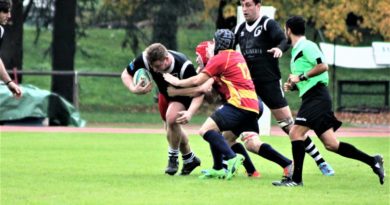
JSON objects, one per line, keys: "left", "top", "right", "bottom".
{"left": 158, "top": 94, "right": 179, "bottom": 175}
{"left": 258, "top": 80, "right": 333, "bottom": 175}
{"left": 199, "top": 105, "right": 245, "bottom": 179}
{"left": 178, "top": 125, "right": 201, "bottom": 175}
{"left": 223, "top": 131, "right": 259, "bottom": 177}
{"left": 319, "top": 128, "right": 385, "bottom": 185}
{"left": 239, "top": 130, "right": 293, "bottom": 178}
{"left": 166, "top": 101, "right": 201, "bottom": 175}
{"left": 273, "top": 124, "right": 308, "bottom": 187}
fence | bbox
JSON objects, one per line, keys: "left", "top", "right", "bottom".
{"left": 7, "top": 69, "right": 121, "bottom": 109}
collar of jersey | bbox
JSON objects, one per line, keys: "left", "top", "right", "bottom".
{"left": 293, "top": 36, "right": 307, "bottom": 50}
{"left": 245, "top": 15, "right": 263, "bottom": 32}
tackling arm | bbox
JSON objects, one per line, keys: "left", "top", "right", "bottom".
{"left": 167, "top": 78, "right": 214, "bottom": 97}
{"left": 164, "top": 72, "right": 210, "bottom": 88}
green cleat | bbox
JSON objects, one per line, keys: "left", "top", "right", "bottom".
{"left": 226, "top": 154, "right": 245, "bottom": 180}
{"left": 198, "top": 169, "right": 226, "bottom": 179}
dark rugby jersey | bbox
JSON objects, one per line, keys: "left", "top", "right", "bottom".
{"left": 234, "top": 16, "right": 289, "bottom": 82}
{"left": 126, "top": 50, "right": 196, "bottom": 102}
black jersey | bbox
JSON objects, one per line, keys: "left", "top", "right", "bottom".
{"left": 234, "top": 16, "right": 289, "bottom": 82}
{"left": 126, "top": 50, "right": 196, "bottom": 103}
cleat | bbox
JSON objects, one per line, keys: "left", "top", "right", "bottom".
{"left": 198, "top": 169, "right": 226, "bottom": 179}
{"left": 247, "top": 170, "right": 261, "bottom": 178}
{"left": 283, "top": 163, "right": 294, "bottom": 178}
{"left": 165, "top": 156, "right": 178, "bottom": 175}
{"left": 226, "top": 154, "right": 245, "bottom": 180}
{"left": 372, "top": 155, "right": 385, "bottom": 185}
{"left": 272, "top": 177, "right": 303, "bottom": 187}
{"left": 319, "top": 162, "right": 335, "bottom": 176}
{"left": 180, "top": 156, "right": 201, "bottom": 175}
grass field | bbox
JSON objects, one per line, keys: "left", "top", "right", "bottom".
{"left": 1, "top": 131, "right": 389, "bottom": 205}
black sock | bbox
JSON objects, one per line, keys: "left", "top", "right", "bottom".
{"left": 336, "top": 142, "right": 375, "bottom": 166}
{"left": 292, "top": 140, "right": 306, "bottom": 183}
{"left": 258, "top": 143, "right": 292, "bottom": 168}
{"left": 232, "top": 143, "right": 256, "bottom": 174}
{"left": 203, "top": 130, "right": 236, "bottom": 159}
{"left": 210, "top": 144, "right": 224, "bottom": 170}
{"left": 304, "top": 137, "right": 325, "bottom": 166}
{"left": 182, "top": 152, "right": 195, "bottom": 164}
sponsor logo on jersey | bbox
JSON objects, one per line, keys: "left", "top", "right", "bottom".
{"left": 296, "top": 117, "right": 307, "bottom": 122}
{"left": 254, "top": 26, "right": 263, "bottom": 37}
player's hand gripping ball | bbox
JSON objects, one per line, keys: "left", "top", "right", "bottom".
{"left": 133, "top": 68, "right": 152, "bottom": 87}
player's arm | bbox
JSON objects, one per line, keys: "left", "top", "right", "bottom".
{"left": 176, "top": 94, "right": 204, "bottom": 124}
{"left": 121, "top": 68, "right": 152, "bottom": 95}
{"left": 266, "top": 19, "right": 290, "bottom": 58}
{"left": 167, "top": 78, "right": 214, "bottom": 97}
{"left": 289, "top": 62, "right": 328, "bottom": 84}
{"left": 163, "top": 72, "right": 210, "bottom": 88}
{"left": 0, "top": 58, "right": 22, "bottom": 97}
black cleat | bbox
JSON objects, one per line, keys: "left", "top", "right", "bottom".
{"left": 272, "top": 176, "right": 303, "bottom": 187}
{"left": 372, "top": 154, "right": 385, "bottom": 185}
{"left": 165, "top": 156, "right": 179, "bottom": 175}
{"left": 180, "top": 156, "right": 201, "bottom": 175}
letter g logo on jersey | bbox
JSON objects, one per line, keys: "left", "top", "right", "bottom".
{"left": 254, "top": 26, "right": 263, "bottom": 37}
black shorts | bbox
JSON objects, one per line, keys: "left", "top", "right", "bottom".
{"left": 295, "top": 83, "right": 342, "bottom": 137}
{"left": 210, "top": 103, "right": 259, "bottom": 136}
{"left": 253, "top": 79, "right": 288, "bottom": 109}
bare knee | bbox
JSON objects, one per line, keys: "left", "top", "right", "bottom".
{"left": 240, "top": 132, "right": 261, "bottom": 153}
{"left": 323, "top": 140, "right": 339, "bottom": 152}
{"left": 198, "top": 129, "right": 208, "bottom": 137}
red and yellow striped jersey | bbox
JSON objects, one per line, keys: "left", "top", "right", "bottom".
{"left": 202, "top": 50, "right": 259, "bottom": 114}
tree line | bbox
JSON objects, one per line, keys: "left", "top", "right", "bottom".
{"left": 2, "top": 0, "right": 389, "bottom": 104}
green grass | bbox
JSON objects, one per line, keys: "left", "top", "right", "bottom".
{"left": 1, "top": 132, "right": 389, "bottom": 205}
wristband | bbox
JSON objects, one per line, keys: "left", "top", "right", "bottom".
{"left": 5, "top": 80, "right": 13, "bottom": 85}
{"left": 299, "top": 74, "right": 307, "bottom": 81}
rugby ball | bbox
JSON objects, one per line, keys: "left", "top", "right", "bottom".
{"left": 133, "top": 68, "right": 152, "bottom": 87}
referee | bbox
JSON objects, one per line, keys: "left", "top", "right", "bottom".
{"left": 0, "top": 0, "right": 21, "bottom": 97}
{"left": 273, "top": 16, "right": 385, "bottom": 186}
{"left": 235, "top": 0, "right": 333, "bottom": 175}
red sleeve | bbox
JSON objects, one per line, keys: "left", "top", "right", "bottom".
{"left": 201, "top": 55, "right": 223, "bottom": 77}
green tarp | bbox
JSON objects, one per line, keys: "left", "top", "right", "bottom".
{"left": 0, "top": 84, "right": 86, "bottom": 127}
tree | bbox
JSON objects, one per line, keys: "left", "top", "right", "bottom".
{"left": 2, "top": 0, "right": 23, "bottom": 81}
{"left": 51, "top": 0, "right": 76, "bottom": 103}
{"left": 100, "top": 0, "right": 202, "bottom": 53}
{"left": 269, "top": 0, "right": 390, "bottom": 45}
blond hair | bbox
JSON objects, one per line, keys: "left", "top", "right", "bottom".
{"left": 146, "top": 43, "right": 168, "bottom": 64}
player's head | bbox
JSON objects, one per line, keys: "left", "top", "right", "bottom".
{"left": 195, "top": 41, "right": 213, "bottom": 69}
{"left": 241, "top": 0, "right": 261, "bottom": 22}
{"left": 0, "top": 0, "right": 11, "bottom": 26}
{"left": 213, "top": 29, "right": 235, "bottom": 55}
{"left": 146, "top": 43, "right": 171, "bottom": 73}
{"left": 285, "top": 16, "right": 306, "bottom": 36}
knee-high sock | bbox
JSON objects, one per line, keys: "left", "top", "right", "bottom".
{"left": 336, "top": 142, "right": 375, "bottom": 166}
{"left": 292, "top": 140, "right": 306, "bottom": 183}
{"left": 232, "top": 143, "right": 256, "bottom": 174}
{"left": 304, "top": 137, "right": 325, "bottom": 166}
{"left": 203, "top": 130, "right": 236, "bottom": 159}
{"left": 258, "top": 143, "right": 292, "bottom": 168}
{"left": 210, "top": 144, "right": 224, "bottom": 170}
